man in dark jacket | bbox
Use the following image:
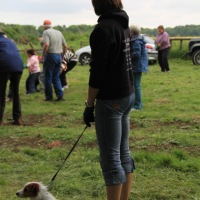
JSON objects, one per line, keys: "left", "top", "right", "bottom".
{"left": 0, "top": 28, "right": 23, "bottom": 125}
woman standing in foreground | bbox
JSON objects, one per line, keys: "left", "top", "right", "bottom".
{"left": 83, "top": 0, "right": 135, "bottom": 199}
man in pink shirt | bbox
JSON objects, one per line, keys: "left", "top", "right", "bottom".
{"left": 155, "top": 25, "right": 171, "bottom": 72}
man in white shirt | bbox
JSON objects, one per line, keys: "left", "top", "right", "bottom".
{"left": 40, "top": 20, "right": 67, "bottom": 101}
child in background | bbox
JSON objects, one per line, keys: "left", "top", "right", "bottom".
{"left": 26, "top": 49, "right": 40, "bottom": 94}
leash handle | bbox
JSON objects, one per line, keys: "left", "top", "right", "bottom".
{"left": 48, "top": 126, "right": 88, "bottom": 188}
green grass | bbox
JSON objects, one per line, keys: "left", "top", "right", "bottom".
{"left": 0, "top": 58, "right": 200, "bottom": 200}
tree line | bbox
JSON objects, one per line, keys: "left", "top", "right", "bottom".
{"left": 142, "top": 25, "right": 200, "bottom": 37}
{"left": 0, "top": 22, "right": 200, "bottom": 45}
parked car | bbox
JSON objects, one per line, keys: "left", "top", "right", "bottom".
{"left": 186, "top": 38, "right": 200, "bottom": 65}
{"left": 75, "top": 46, "right": 91, "bottom": 65}
{"left": 143, "top": 35, "right": 158, "bottom": 64}
{"left": 75, "top": 35, "right": 158, "bottom": 65}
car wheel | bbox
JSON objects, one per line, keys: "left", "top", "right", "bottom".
{"left": 192, "top": 50, "right": 200, "bottom": 65}
{"left": 79, "top": 53, "right": 91, "bottom": 65}
{"left": 149, "top": 60, "right": 157, "bottom": 65}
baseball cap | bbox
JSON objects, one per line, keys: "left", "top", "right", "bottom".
{"left": 43, "top": 20, "right": 52, "bottom": 28}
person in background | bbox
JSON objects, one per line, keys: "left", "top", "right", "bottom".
{"left": 40, "top": 20, "right": 67, "bottom": 101}
{"left": 130, "top": 24, "right": 148, "bottom": 111}
{"left": 0, "top": 28, "right": 23, "bottom": 125}
{"left": 60, "top": 49, "right": 78, "bottom": 90}
{"left": 38, "top": 39, "right": 45, "bottom": 92}
{"left": 155, "top": 25, "right": 171, "bottom": 72}
{"left": 83, "top": 0, "right": 135, "bottom": 199}
{"left": 26, "top": 49, "right": 41, "bottom": 94}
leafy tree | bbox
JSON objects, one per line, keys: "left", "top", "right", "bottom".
{"left": 1, "top": 22, "right": 200, "bottom": 47}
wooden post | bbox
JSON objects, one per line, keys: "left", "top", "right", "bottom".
{"left": 170, "top": 39, "right": 172, "bottom": 48}
{"left": 180, "top": 40, "right": 183, "bottom": 50}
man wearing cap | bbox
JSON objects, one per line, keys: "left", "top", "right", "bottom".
{"left": 40, "top": 20, "right": 67, "bottom": 101}
{"left": 0, "top": 28, "right": 24, "bottom": 125}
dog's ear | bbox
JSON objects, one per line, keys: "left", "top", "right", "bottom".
{"left": 24, "top": 183, "right": 40, "bottom": 197}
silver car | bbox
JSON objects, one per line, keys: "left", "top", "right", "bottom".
{"left": 75, "top": 35, "right": 157, "bottom": 65}
{"left": 143, "top": 35, "right": 158, "bottom": 64}
{"left": 75, "top": 46, "right": 91, "bottom": 65}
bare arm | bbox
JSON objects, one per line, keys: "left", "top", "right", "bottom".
{"left": 40, "top": 42, "right": 49, "bottom": 62}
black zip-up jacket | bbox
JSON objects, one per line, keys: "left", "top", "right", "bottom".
{"left": 89, "top": 9, "right": 134, "bottom": 100}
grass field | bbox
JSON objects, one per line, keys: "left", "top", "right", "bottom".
{"left": 0, "top": 58, "right": 200, "bottom": 200}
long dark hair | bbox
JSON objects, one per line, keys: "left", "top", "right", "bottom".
{"left": 92, "top": 0, "right": 123, "bottom": 16}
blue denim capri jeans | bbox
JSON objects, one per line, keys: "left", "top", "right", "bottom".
{"left": 95, "top": 93, "right": 135, "bottom": 186}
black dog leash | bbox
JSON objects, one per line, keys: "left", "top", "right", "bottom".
{"left": 48, "top": 125, "right": 88, "bottom": 189}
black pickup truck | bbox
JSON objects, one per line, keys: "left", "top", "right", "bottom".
{"left": 187, "top": 38, "right": 200, "bottom": 65}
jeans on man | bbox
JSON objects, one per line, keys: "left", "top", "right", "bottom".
{"left": 43, "top": 53, "right": 63, "bottom": 100}
{"left": 158, "top": 48, "right": 170, "bottom": 72}
{"left": 95, "top": 93, "right": 135, "bottom": 186}
{"left": 0, "top": 72, "right": 22, "bottom": 122}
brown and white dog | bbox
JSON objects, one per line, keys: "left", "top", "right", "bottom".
{"left": 16, "top": 182, "right": 57, "bottom": 200}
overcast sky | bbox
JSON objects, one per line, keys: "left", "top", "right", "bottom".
{"left": 0, "top": 0, "right": 199, "bottom": 29}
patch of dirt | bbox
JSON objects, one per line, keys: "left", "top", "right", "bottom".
{"left": 160, "top": 120, "right": 200, "bottom": 129}
{"left": 155, "top": 98, "right": 170, "bottom": 104}
{"left": 136, "top": 143, "right": 200, "bottom": 156}
{"left": 0, "top": 136, "right": 45, "bottom": 150}
{"left": 0, "top": 136, "right": 199, "bottom": 156}
{"left": 1, "top": 115, "right": 199, "bottom": 156}
{"left": 130, "top": 119, "right": 200, "bottom": 129}
{"left": 129, "top": 119, "right": 200, "bottom": 156}
{"left": 24, "top": 114, "right": 55, "bottom": 126}
{"left": 129, "top": 137, "right": 200, "bottom": 156}
{"left": 0, "top": 136, "right": 71, "bottom": 152}
{"left": 3, "top": 114, "right": 55, "bottom": 126}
